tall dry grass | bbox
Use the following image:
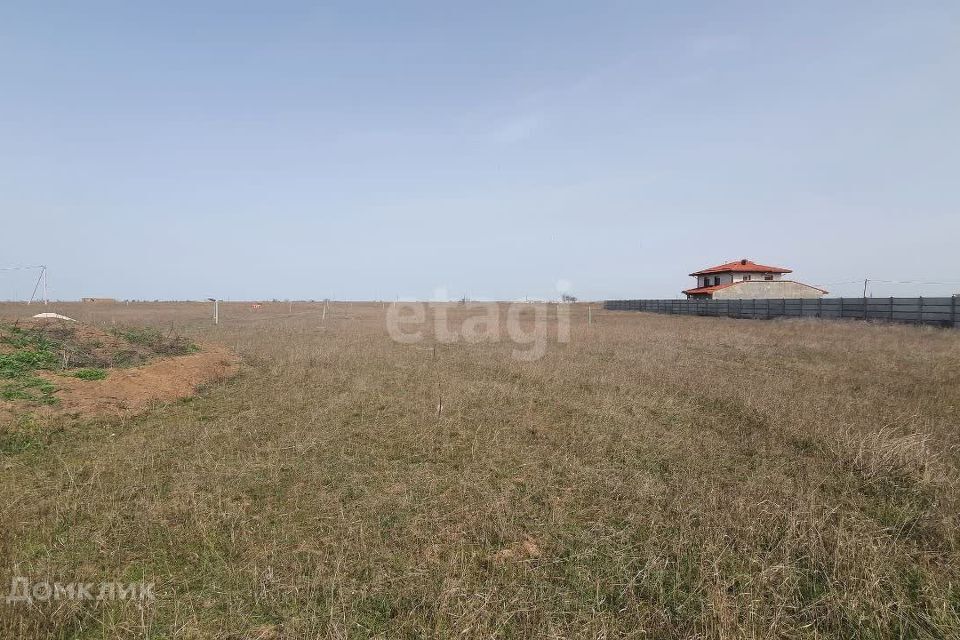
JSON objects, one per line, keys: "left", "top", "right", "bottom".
{"left": 0, "top": 301, "right": 958, "bottom": 638}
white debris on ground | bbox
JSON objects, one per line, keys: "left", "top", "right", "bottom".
{"left": 31, "top": 312, "right": 76, "bottom": 321}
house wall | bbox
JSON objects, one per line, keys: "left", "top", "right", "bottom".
{"left": 697, "top": 272, "right": 784, "bottom": 288}
{"left": 711, "top": 280, "right": 824, "bottom": 300}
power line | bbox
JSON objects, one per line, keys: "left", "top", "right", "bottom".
{"left": 0, "top": 264, "right": 48, "bottom": 304}
{"left": 816, "top": 278, "right": 960, "bottom": 286}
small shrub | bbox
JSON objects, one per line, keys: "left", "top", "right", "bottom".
{"left": 110, "top": 326, "right": 198, "bottom": 357}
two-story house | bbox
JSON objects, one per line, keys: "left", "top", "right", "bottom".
{"left": 683, "top": 259, "right": 827, "bottom": 299}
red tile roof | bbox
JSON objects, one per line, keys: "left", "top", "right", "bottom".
{"left": 690, "top": 259, "right": 792, "bottom": 276}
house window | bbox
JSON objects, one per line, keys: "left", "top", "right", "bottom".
{"left": 743, "top": 275, "right": 752, "bottom": 281}
{"left": 764, "top": 274, "right": 774, "bottom": 281}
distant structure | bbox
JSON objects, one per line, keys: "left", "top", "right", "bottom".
{"left": 683, "top": 259, "right": 827, "bottom": 300}
{"left": 81, "top": 297, "right": 117, "bottom": 303}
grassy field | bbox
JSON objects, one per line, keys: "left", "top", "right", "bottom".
{"left": 1, "top": 301, "right": 959, "bottom": 638}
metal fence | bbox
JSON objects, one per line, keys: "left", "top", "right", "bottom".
{"left": 604, "top": 296, "right": 959, "bottom": 328}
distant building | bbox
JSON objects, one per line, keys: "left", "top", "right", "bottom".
{"left": 683, "top": 259, "right": 827, "bottom": 300}
{"left": 81, "top": 297, "right": 117, "bottom": 303}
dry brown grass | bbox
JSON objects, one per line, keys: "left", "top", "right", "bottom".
{"left": 1, "top": 300, "right": 958, "bottom": 638}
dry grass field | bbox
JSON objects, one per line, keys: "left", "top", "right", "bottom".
{"left": 1, "top": 301, "right": 959, "bottom": 638}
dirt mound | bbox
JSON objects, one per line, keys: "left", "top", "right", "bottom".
{"left": 11, "top": 319, "right": 196, "bottom": 369}
{"left": 40, "top": 343, "right": 239, "bottom": 417}
{"left": 1, "top": 319, "right": 239, "bottom": 419}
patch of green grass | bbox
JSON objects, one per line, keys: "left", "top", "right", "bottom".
{"left": 1, "top": 325, "right": 56, "bottom": 351}
{"left": 0, "top": 426, "right": 46, "bottom": 454}
{"left": 0, "top": 349, "right": 59, "bottom": 378}
{"left": 0, "top": 432, "right": 43, "bottom": 454}
{"left": 72, "top": 368, "right": 108, "bottom": 381}
{"left": 0, "top": 327, "right": 61, "bottom": 406}
{"left": 0, "top": 325, "right": 61, "bottom": 405}
{"left": 0, "top": 327, "right": 59, "bottom": 404}
{"left": 0, "top": 375, "right": 59, "bottom": 404}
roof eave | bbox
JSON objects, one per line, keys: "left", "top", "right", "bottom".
{"left": 690, "top": 268, "right": 793, "bottom": 276}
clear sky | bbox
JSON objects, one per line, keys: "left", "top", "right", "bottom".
{"left": 2, "top": 1, "right": 958, "bottom": 301}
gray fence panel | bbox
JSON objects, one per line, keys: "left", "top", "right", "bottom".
{"left": 603, "top": 296, "right": 958, "bottom": 329}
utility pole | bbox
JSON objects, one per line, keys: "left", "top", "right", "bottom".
{"left": 26, "top": 265, "right": 48, "bottom": 305}
{"left": 863, "top": 279, "right": 869, "bottom": 297}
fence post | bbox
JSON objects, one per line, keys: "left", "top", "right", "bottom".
{"left": 863, "top": 294, "right": 868, "bottom": 320}
{"left": 889, "top": 297, "right": 894, "bottom": 322}
{"left": 919, "top": 296, "right": 924, "bottom": 325}
{"left": 840, "top": 297, "right": 844, "bottom": 319}
{"left": 818, "top": 296, "right": 822, "bottom": 318}
{"left": 952, "top": 295, "right": 958, "bottom": 328}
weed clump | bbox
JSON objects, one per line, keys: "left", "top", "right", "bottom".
{"left": 0, "top": 327, "right": 60, "bottom": 404}
{"left": 0, "top": 376, "right": 58, "bottom": 404}
{"left": 71, "top": 368, "right": 108, "bottom": 381}
{"left": 109, "top": 326, "right": 199, "bottom": 358}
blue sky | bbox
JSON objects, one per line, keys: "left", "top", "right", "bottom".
{"left": 2, "top": 1, "right": 958, "bottom": 300}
